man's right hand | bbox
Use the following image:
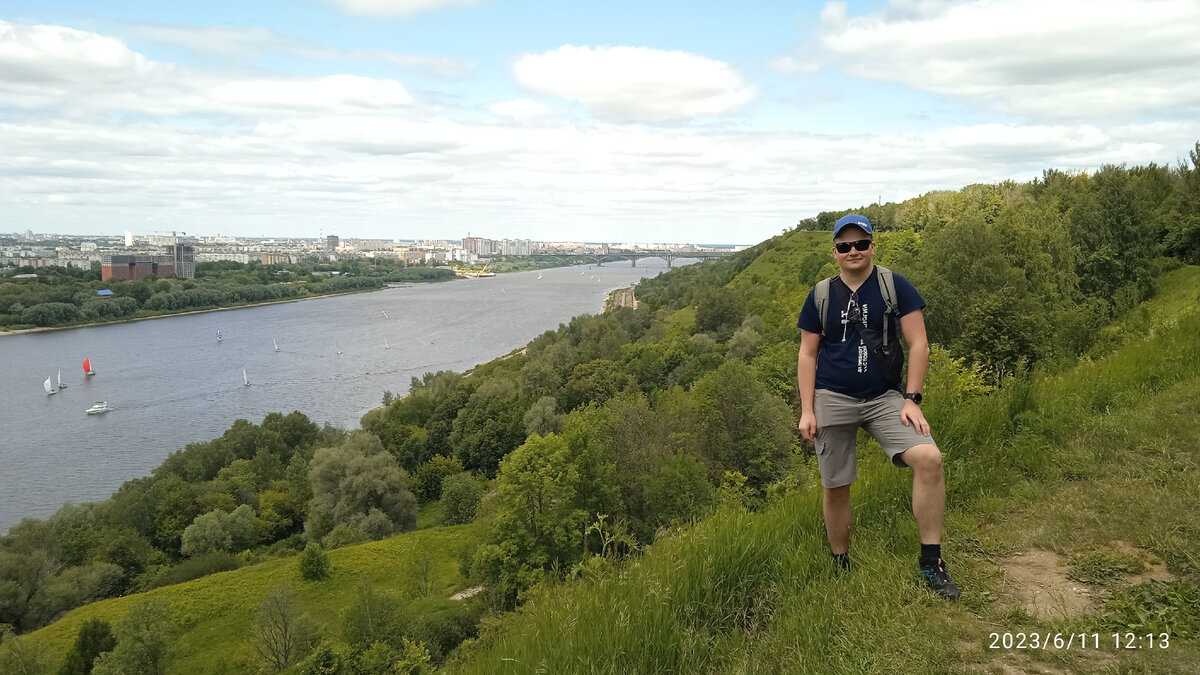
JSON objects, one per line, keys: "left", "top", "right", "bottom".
{"left": 798, "top": 411, "right": 816, "bottom": 442}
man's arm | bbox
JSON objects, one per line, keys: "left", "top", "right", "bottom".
{"left": 899, "top": 309, "right": 931, "bottom": 435}
{"left": 797, "top": 328, "right": 820, "bottom": 441}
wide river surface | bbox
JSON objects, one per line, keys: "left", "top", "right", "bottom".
{"left": 0, "top": 262, "right": 685, "bottom": 532}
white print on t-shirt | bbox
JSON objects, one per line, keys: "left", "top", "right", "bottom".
{"left": 857, "top": 302, "right": 870, "bottom": 373}
{"left": 839, "top": 296, "right": 874, "bottom": 374}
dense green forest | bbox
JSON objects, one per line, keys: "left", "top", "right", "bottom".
{"left": 2, "top": 145, "right": 1199, "bottom": 672}
{"left": 0, "top": 258, "right": 455, "bottom": 331}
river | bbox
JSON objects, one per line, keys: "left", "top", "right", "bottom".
{"left": 0, "top": 261, "right": 683, "bottom": 532}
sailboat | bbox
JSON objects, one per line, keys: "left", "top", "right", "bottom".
{"left": 44, "top": 376, "right": 56, "bottom": 396}
{"left": 336, "top": 343, "right": 342, "bottom": 356}
{"left": 216, "top": 329, "right": 223, "bottom": 342}
{"left": 537, "top": 273, "right": 543, "bottom": 280}
{"left": 243, "top": 369, "right": 251, "bottom": 386}
{"left": 83, "top": 357, "right": 95, "bottom": 376}
{"left": 380, "top": 309, "right": 389, "bottom": 319}
{"left": 273, "top": 338, "right": 280, "bottom": 352}
{"left": 384, "top": 337, "right": 391, "bottom": 350}
{"left": 580, "top": 270, "right": 585, "bottom": 275}
{"left": 57, "top": 370, "right": 67, "bottom": 389}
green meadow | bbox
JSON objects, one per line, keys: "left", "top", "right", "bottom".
{"left": 21, "top": 522, "right": 481, "bottom": 673}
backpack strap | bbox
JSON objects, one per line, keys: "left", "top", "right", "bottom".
{"left": 814, "top": 277, "right": 833, "bottom": 337}
{"left": 875, "top": 266, "right": 899, "bottom": 346}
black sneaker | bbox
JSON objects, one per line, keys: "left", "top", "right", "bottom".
{"left": 920, "top": 559, "right": 961, "bottom": 600}
{"left": 832, "top": 552, "right": 851, "bottom": 576}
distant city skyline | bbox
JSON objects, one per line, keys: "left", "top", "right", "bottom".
{"left": 1, "top": 1, "right": 1198, "bottom": 244}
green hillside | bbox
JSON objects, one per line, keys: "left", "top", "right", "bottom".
{"left": 20, "top": 523, "right": 481, "bottom": 673}
{"left": 443, "top": 266, "right": 1200, "bottom": 674}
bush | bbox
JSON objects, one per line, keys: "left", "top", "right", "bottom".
{"left": 298, "top": 642, "right": 344, "bottom": 675}
{"left": 300, "top": 543, "right": 331, "bottom": 581}
{"left": 411, "top": 455, "right": 463, "bottom": 503}
{"left": 58, "top": 618, "right": 116, "bottom": 675}
{"left": 440, "top": 474, "right": 483, "bottom": 526}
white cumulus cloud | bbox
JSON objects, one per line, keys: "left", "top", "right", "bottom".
{"left": 512, "top": 45, "right": 758, "bottom": 122}
{"left": 0, "top": 20, "right": 416, "bottom": 117}
{"left": 818, "top": 0, "right": 1200, "bottom": 120}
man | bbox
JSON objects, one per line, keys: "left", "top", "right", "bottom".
{"left": 795, "top": 213, "right": 960, "bottom": 600}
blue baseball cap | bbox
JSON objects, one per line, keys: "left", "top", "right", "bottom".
{"left": 833, "top": 214, "right": 873, "bottom": 238}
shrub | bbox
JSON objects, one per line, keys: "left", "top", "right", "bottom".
{"left": 59, "top": 618, "right": 116, "bottom": 675}
{"left": 411, "top": 455, "right": 463, "bottom": 503}
{"left": 440, "top": 474, "right": 483, "bottom": 526}
{"left": 299, "top": 543, "right": 330, "bottom": 581}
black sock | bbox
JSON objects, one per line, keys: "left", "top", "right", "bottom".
{"left": 920, "top": 544, "right": 941, "bottom": 568}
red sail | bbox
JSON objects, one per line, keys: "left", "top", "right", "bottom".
{"left": 83, "top": 357, "right": 91, "bottom": 373}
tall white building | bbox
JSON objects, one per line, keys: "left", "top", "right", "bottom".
{"left": 124, "top": 231, "right": 134, "bottom": 247}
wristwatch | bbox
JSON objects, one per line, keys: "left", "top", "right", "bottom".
{"left": 904, "top": 392, "right": 923, "bottom": 405}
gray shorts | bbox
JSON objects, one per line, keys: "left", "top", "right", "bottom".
{"left": 814, "top": 388, "right": 936, "bottom": 488}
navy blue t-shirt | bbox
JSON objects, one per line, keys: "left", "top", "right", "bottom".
{"left": 796, "top": 266, "right": 926, "bottom": 400}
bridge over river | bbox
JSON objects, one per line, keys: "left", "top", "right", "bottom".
{"left": 529, "top": 250, "right": 734, "bottom": 267}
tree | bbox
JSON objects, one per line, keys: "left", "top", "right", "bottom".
{"left": 726, "top": 322, "right": 762, "bottom": 361}
{"left": 522, "top": 396, "right": 563, "bottom": 437}
{"left": 180, "top": 505, "right": 256, "bottom": 557}
{"left": 644, "top": 453, "right": 716, "bottom": 527}
{"left": 450, "top": 379, "right": 526, "bottom": 477}
{"left": 305, "top": 432, "right": 417, "bottom": 544}
{"left": 148, "top": 475, "right": 200, "bottom": 555}
{"left": 471, "top": 434, "right": 591, "bottom": 607}
{"left": 439, "top": 474, "right": 483, "bottom": 526}
{"left": 249, "top": 584, "right": 315, "bottom": 672}
{"left": 690, "top": 361, "right": 797, "bottom": 492}
{"left": 695, "top": 287, "right": 745, "bottom": 336}
{"left": 58, "top": 618, "right": 116, "bottom": 675}
{"left": 299, "top": 544, "right": 330, "bottom": 582}
{"left": 0, "top": 548, "right": 56, "bottom": 632}
{"left": 410, "top": 455, "right": 464, "bottom": 503}
{"left": 91, "top": 599, "right": 174, "bottom": 675}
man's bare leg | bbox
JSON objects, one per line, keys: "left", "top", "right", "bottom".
{"left": 901, "top": 443, "right": 944, "bottom": 544}
{"left": 823, "top": 485, "right": 852, "bottom": 554}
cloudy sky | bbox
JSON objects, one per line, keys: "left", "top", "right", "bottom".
{"left": 2, "top": 0, "right": 1199, "bottom": 244}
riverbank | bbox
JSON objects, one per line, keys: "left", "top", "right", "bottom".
{"left": 604, "top": 285, "right": 638, "bottom": 311}
{"left": 0, "top": 282, "right": 444, "bottom": 337}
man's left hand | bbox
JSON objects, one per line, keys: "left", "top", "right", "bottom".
{"left": 900, "top": 400, "right": 930, "bottom": 436}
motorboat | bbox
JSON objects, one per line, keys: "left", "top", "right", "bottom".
{"left": 85, "top": 401, "right": 113, "bottom": 415}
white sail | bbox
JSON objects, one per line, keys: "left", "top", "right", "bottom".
{"left": 384, "top": 337, "right": 390, "bottom": 349}
{"left": 243, "top": 368, "right": 251, "bottom": 386}
{"left": 44, "top": 376, "right": 55, "bottom": 395}
{"left": 273, "top": 338, "right": 279, "bottom": 352}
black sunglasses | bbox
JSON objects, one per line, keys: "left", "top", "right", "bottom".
{"left": 835, "top": 239, "right": 872, "bottom": 254}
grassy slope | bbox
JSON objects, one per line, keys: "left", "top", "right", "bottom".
{"left": 445, "top": 266, "right": 1200, "bottom": 674}
{"left": 23, "top": 523, "right": 482, "bottom": 673}
{"left": 727, "top": 230, "right": 830, "bottom": 332}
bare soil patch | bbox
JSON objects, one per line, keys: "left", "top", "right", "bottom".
{"left": 1001, "top": 549, "right": 1098, "bottom": 621}
{"left": 451, "top": 585, "right": 484, "bottom": 600}
{"left": 1110, "top": 540, "right": 1175, "bottom": 584}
